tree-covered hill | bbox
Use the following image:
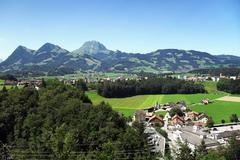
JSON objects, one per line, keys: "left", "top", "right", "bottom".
{"left": 0, "top": 80, "right": 155, "bottom": 159}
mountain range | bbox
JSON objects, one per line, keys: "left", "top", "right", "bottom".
{"left": 0, "top": 41, "right": 240, "bottom": 76}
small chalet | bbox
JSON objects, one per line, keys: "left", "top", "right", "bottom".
{"left": 201, "top": 99, "right": 210, "bottom": 105}
{"left": 192, "top": 121, "right": 206, "bottom": 127}
{"left": 185, "top": 111, "right": 199, "bottom": 121}
{"left": 171, "top": 115, "right": 184, "bottom": 126}
{"left": 198, "top": 113, "right": 209, "bottom": 123}
{"left": 148, "top": 115, "right": 164, "bottom": 126}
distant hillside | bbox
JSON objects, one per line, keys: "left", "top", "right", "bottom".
{"left": 1, "top": 41, "right": 240, "bottom": 76}
{"left": 0, "top": 58, "right": 2, "bottom": 63}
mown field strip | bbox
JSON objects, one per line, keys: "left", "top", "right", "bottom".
{"left": 217, "top": 96, "right": 240, "bottom": 102}
{"left": 86, "top": 91, "right": 227, "bottom": 114}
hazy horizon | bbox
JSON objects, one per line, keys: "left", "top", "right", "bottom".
{"left": 0, "top": 0, "right": 240, "bottom": 60}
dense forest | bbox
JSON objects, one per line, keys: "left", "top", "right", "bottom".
{"left": 217, "top": 79, "right": 240, "bottom": 94}
{"left": 0, "top": 80, "right": 155, "bottom": 159}
{"left": 189, "top": 68, "right": 240, "bottom": 76}
{"left": 97, "top": 78, "right": 206, "bottom": 98}
{"left": 0, "top": 74, "right": 18, "bottom": 81}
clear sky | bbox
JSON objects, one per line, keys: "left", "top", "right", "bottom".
{"left": 0, "top": 0, "right": 240, "bottom": 60}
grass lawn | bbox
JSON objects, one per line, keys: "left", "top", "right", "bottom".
{"left": 155, "top": 111, "right": 167, "bottom": 117}
{"left": 114, "top": 108, "right": 138, "bottom": 117}
{"left": 86, "top": 91, "right": 227, "bottom": 116}
{"left": 198, "top": 81, "right": 226, "bottom": 94}
{"left": 190, "top": 101, "right": 240, "bottom": 124}
{"left": 0, "top": 79, "right": 5, "bottom": 85}
{"left": 0, "top": 85, "right": 24, "bottom": 90}
{"left": 199, "top": 81, "right": 218, "bottom": 93}
{"left": 0, "top": 85, "right": 14, "bottom": 90}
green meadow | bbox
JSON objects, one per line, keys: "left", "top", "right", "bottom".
{"left": 0, "top": 85, "right": 24, "bottom": 90}
{"left": 0, "top": 79, "right": 5, "bottom": 85}
{"left": 0, "top": 80, "right": 24, "bottom": 90}
{"left": 86, "top": 91, "right": 226, "bottom": 117}
{"left": 190, "top": 101, "right": 240, "bottom": 124}
{"left": 198, "top": 81, "right": 218, "bottom": 93}
{"left": 86, "top": 81, "right": 240, "bottom": 123}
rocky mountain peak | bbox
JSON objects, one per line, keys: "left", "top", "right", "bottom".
{"left": 72, "top": 40, "right": 108, "bottom": 55}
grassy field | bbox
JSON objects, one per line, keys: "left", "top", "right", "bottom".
{"left": 35, "top": 72, "right": 137, "bottom": 80}
{"left": 190, "top": 101, "right": 240, "bottom": 124}
{"left": 0, "top": 79, "right": 5, "bottom": 85}
{"left": 86, "top": 91, "right": 227, "bottom": 116}
{"left": 155, "top": 111, "right": 167, "bottom": 117}
{"left": 0, "top": 85, "right": 24, "bottom": 90}
{"left": 86, "top": 81, "right": 240, "bottom": 124}
{"left": 88, "top": 90, "right": 240, "bottom": 124}
{"left": 198, "top": 81, "right": 218, "bottom": 93}
{"left": 0, "top": 86, "right": 14, "bottom": 90}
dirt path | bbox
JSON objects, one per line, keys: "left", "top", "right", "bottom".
{"left": 216, "top": 96, "right": 240, "bottom": 102}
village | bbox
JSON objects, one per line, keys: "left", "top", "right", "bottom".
{"left": 1, "top": 73, "right": 240, "bottom": 158}
{"left": 1, "top": 71, "right": 239, "bottom": 88}
{"left": 132, "top": 100, "right": 240, "bottom": 157}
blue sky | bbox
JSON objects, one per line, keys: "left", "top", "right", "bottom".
{"left": 0, "top": 0, "right": 239, "bottom": 60}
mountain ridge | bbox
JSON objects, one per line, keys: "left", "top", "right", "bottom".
{"left": 1, "top": 41, "right": 240, "bottom": 75}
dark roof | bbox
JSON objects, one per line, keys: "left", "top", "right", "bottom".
{"left": 217, "top": 130, "right": 240, "bottom": 139}
{"left": 148, "top": 115, "right": 164, "bottom": 123}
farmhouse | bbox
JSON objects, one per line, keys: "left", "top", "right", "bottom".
{"left": 192, "top": 121, "right": 206, "bottom": 127}
{"left": 185, "top": 111, "right": 199, "bottom": 121}
{"left": 148, "top": 115, "right": 164, "bottom": 127}
{"left": 171, "top": 115, "right": 184, "bottom": 126}
{"left": 201, "top": 99, "right": 210, "bottom": 105}
{"left": 162, "top": 101, "right": 187, "bottom": 111}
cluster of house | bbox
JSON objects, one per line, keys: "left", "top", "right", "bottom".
{"left": 133, "top": 104, "right": 240, "bottom": 156}
{"left": 3, "top": 79, "right": 43, "bottom": 88}
{"left": 17, "top": 79, "right": 42, "bottom": 87}
{"left": 172, "top": 124, "right": 240, "bottom": 151}
{"left": 144, "top": 101, "right": 187, "bottom": 113}
{"left": 177, "top": 73, "right": 240, "bottom": 82}
{"left": 63, "top": 79, "right": 78, "bottom": 85}
{"left": 134, "top": 109, "right": 208, "bottom": 128}
{"left": 100, "top": 76, "right": 147, "bottom": 82}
